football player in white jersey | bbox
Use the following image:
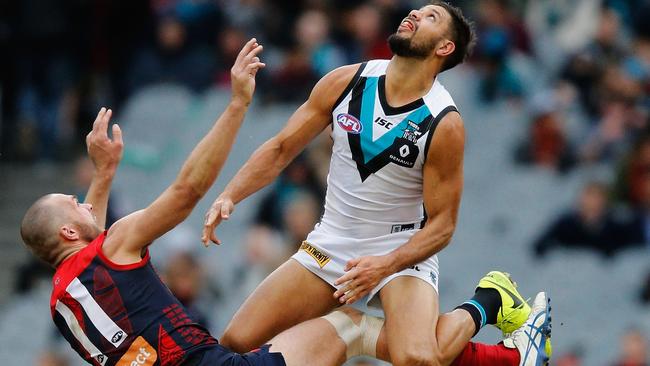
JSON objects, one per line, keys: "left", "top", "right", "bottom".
{"left": 203, "top": 2, "right": 551, "bottom": 366}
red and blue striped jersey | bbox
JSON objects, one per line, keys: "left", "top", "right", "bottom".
{"left": 50, "top": 232, "right": 218, "bottom": 366}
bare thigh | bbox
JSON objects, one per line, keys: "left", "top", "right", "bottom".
{"left": 379, "top": 276, "right": 440, "bottom": 366}
{"left": 269, "top": 307, "right": 362, "bottom": 366}
{"left": 221, "top": 259, "right": 340, "bottom": 352}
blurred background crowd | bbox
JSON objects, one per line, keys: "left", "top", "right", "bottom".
{"left": 1, "top": 0, "right": 650, "bottom": 365}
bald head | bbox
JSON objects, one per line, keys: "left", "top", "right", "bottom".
{"left": 21, "top": 194, "right": 68, "bottom": 266}
{"left": 21, "top": 193, "right": 101, "bottom": 266}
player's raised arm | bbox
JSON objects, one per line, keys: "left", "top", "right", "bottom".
{"left": 84, "top": 107, "right": 124, "bottom": 230}
{"left": 201, "top": 63, "right": 361, "bottom": 245}
{"left": 103, "top": 38, "right": 265, "bottom": 263}
{"left": 334, "top": 112, "right": 465, "bottom": 304}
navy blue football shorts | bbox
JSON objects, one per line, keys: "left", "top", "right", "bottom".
{"left": 186, "top": 344, "right": 286, "bottom": 366}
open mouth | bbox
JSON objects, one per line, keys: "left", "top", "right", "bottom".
{"left": 399, "top": 19, "right": 416, "bottom": 32}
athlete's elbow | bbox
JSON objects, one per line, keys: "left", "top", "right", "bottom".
{"left": 428, "top": 218, "right": 456, "bottom": 245}
{"left": 439, "top": 226, "right": 455, "bottom": 246}
{"left": 171, "top": 183, "right": 203, "bottom": 208}
{"left": 267, "top": 137, "right": 295, "bottom": 171}
{"left": 444, "top": 217, "right": 458, "bottom": 238}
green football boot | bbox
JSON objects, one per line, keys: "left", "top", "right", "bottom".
{"left": 476, "top": 271, "right": 531, "bottom": 335}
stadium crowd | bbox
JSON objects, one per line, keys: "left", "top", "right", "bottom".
{"left": 1, "top": 0, "right": 650, "bottom": 365}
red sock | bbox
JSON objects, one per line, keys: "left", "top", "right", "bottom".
{"left": 450, "top": 342, "right": 520, "bottom": 366}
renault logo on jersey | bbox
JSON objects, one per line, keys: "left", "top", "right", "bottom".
{"left": 399, "top": 145, "right": 410, "bottom": 157}
{"left": 300, "top": 241, "right": 331, "bottom": 268}
{"left": 337, "top": 113, "right": 363, "bottom": 134}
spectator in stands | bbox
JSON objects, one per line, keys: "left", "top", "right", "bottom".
{"left": 254, "top": 153, "right": 325, "bottom": 231}
{"left": 561, "top": 7, "right": 628, "bottom": 118}
{"left": 233, "top": 225, "right": 290, "bottom": 296}
{"left": 474, "top": 0, "right": 527, "bottom": 102}
{"left": 11, "top": 0, "right": 80, "bottom": 161}
{"left": 533, "top": 181, "right": 640, "bottom": 258}
{"left": 214, "top": 27, "right": 248, "bottom": 86}
{"left": 344, "top": 4, "right": 393, "bottom": 61}
{"left": 515, "top": 89, "right": 576, "bottom": 173}
{"left": 622, "top": 38, "right": 650, "bottom": 96}
{"left": 578, "top": 66, "right": 646, "bottom": 163}
{"left": 295, "top": 9, "right": 346, "bottom": 77}
{"left": 282, "top": 192, "right": 321, "bottom": 251}
{"left": 128, "top": 16, "right": 215, "bottom": 93}
{"left": 611, "top": 328, "right": 648, "bottom": 366}
{"left": 162, "top": 251, "right": 210, "bottom": 328}
{"left": 614, "top": 136, "right": 650, "bottom": 207}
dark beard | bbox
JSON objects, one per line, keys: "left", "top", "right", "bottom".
{"left": 76, "top": 221, "right": 103, "bottom": 242}
{"left": 388, "top": 33, "right": 436, "bottom": 59}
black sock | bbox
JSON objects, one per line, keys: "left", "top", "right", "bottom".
{"left": 472, "top": 288, "right": 501, "bottom": 324}
{"left": 455, "top": 288, "right": 501, "bottom": 336}
{"left": 455, "top": 302, "right": 483, "bottom": 337}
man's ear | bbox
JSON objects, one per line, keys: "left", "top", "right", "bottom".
{"left": 436, "top": 40, "right": 455, "bottom": 58}
{"left": 60, "top": 225, "right": 80, "bottom": 241}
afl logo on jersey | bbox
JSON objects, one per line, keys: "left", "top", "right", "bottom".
{"left": 112, "top": 330, "right": 124, "bottom": 343}
{"left": 336, "top": 113, "right": 362, "bottom": 134}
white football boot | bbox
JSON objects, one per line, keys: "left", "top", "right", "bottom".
{"left": 503, "top": 291, "right": 552, "bottom": 366}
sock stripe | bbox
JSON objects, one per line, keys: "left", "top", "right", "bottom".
{"left": 464, "top": 300, "right": 487, "bottom": 328}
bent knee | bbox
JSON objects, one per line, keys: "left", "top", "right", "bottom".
{"left": 392, "top": 348, "right": 443, "bottom": 366}
{"left": 220, "top": 327, "right": 259, "bottom": 353}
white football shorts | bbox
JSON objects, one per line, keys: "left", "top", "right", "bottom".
{"left": 291, "top": 226, "right": 439, "bottom": 310}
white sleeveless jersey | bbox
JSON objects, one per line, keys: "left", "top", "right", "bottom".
{"left": 314, "top": 59, "right": 458, "bottom": 239}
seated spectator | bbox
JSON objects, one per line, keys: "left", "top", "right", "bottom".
{"left": 611, "top": 328, "right": 648, "bottom": 366}
{"left": 214, "top": 27, "right": 248, "bottom": 86}
{"left": 254, "top": 153, "right": 325, "bottom": 230}
{"left": 232, "top": 225, "right": 290, "bottom": 296}
{"left": 295, "top": 9, "right": 346, "bottom": 78}
{"left": 561, "top": 7, "right": 628, "bottom": 117}
{"left": 346, "top": 4, "right": 393, "bottom": 61}
{"left": 578, "top": 67, "right": 646, "bottom": 163}
{"left": 128, "top": 16, "right": 215, "bottom": 93}
{"left": 282, "top": 192, "right": 321, "bottom": 251}
{"left": 162, "top": 252, "right": 210, "bottom": 328}
{"left": 533, "top": 181, "right": 640, "bottom": 258}
{"left": 474, "top": 0, "right": 527, "bottom": 102}
{"left": 614, "top": 136, "right": 650, "bottom": 207}
{"left": 515, "top": 89, "right": 576, "bottom": 173}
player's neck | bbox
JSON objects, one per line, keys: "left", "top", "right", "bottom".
{"left": 386, "top": 56, "right": 441, "bottom": 105}
{"left": 53, "top": 241, "right": 88, "bottom": 268}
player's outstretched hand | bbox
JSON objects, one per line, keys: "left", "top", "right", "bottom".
{"left": 333, "top": 255, "right": 393, "bottom": 305}
{"left": 230, "top": 38, "right": 266, "bottom": 107}
{"left": 201, "top": 195, "right": 234, "bottom": 246}
{"left": 86, "top": 107, "right": 123, "bottom": 174}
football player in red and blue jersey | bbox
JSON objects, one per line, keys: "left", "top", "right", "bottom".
{"left": 19, "top": 39, "right": 289, "bottom": 366}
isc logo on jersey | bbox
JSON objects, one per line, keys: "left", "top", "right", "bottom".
{"left": 336, "top": 113, "right": 362, "bottom": 134}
